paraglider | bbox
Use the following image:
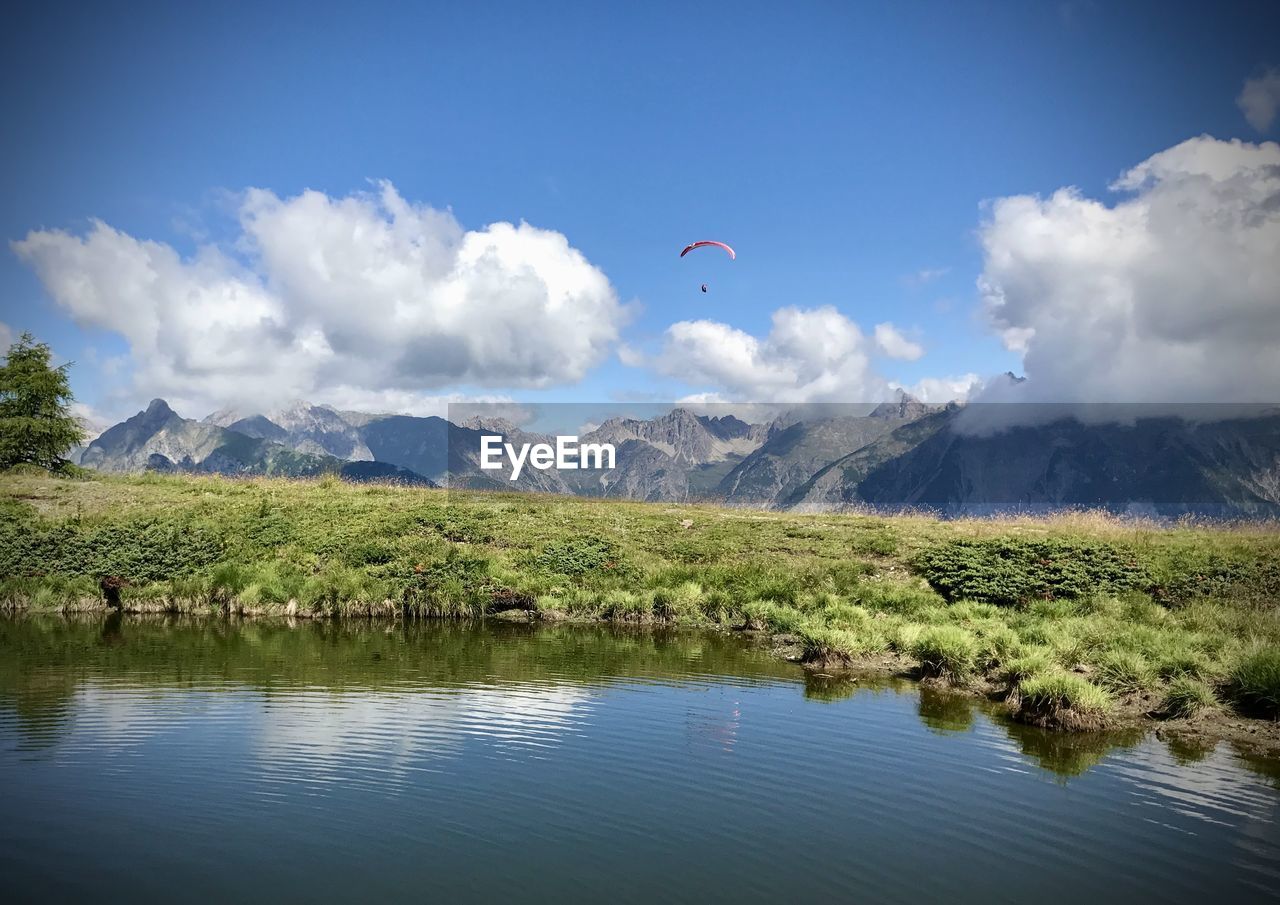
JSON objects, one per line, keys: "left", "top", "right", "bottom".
{"left": 681, "top": 241, "right": 735, "bottom": 293}
{"left": 680, "top": 241, "right": 735, "bottom": 260}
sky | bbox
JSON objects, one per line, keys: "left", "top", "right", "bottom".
{"left": 2, "top": 0, "right": 1278, "bottom": 430}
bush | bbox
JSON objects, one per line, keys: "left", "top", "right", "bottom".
{"left": 910, "top": 625, "right": 979, "bottom": 681}
{"left": 403, "top": 550, "right": 493, "bottom": 617}
{"left": 1149, "top": 553, "right": 1280, "bottom": 605}
{"left": 913, "top": 537, "right": 1150, "bottom": 606}
{"left": 0, "top": 515, "right": 225, "bottom": 582}
{"left": 536, "top": 536, "right": 628, "bottom": 578}
{"left": 1229, "top": 647, "right": 1280, "bottom": 716}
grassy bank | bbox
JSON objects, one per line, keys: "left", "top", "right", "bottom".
{"left": 2, "top": 470, "right": 1279, "bottom": 736}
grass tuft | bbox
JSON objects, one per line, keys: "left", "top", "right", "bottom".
{"left": 1014, "top": 671, "right": 1112, "bottom": 731}
{"left": 1159, "top": 677, "right": 1218, "bottom": 719}
{"left": 1229, "top": 647, "right": 1280, "bottom": 717}
{"left": 1095, "top": 650, "right": 1159, "bottom": 694}
{"left": 910, "top": 625, "right": 979, "bottom": 681}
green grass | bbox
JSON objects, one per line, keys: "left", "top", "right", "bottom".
{"left": 1015, "top": 671, "right": 1113, "bottom": 731}
{"left": 1095, "top": 650, "right": 1159, "bottom": 694}
{"left": 2, "top": 469, "right": 1279, "bottom": 733}
{"left": 1160, "top": 677, "right": 1218, "bottom": 719}
{"left": 1230, "top": 647, "right": 1280, "bottom": 716}
{"left": 909, "top": 625, "right": 979, "bottom": 681}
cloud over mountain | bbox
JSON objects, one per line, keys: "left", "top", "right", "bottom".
{"left": 873, "top": 323, "right": 924, "bottom": 361}
{"left": 978, "top": 136, "right": 1280, "bottom": 402}
{"left": 656, "top": 306, "right": 895, "bottom": 402}
{"left": 13, "top": 182, "right": 625, "bottom": 415}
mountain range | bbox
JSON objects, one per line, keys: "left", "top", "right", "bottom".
{"left": 72, "top": 397, "right": 1280, "bottom": 517}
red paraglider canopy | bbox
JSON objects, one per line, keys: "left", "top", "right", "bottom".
{"left": 680, "top": 240, "right": 736, "bottom": 260}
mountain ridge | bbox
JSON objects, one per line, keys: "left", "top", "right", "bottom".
{"left": 74, "top": 397, "right": 1280, "bottom": 516}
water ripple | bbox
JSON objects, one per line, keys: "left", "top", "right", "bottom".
{"left": 0, "top": 618, "right": 1277, "bottom": 903}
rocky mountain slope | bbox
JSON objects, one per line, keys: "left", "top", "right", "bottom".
{"left": 714, "top": 397, "right": 939, "bottom": 507}
{"left": 80, "top": 400, "right": 433, "bottom": 484}
{"left": 77, "top": 398, "right": 1280, "bottom": 516}
{"left": 788, "top": 404, "right": 1280, "bottom": 517}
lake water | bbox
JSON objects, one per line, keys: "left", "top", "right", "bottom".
{"left": 1, "top": 616, "right": 1278, "bottom": 903}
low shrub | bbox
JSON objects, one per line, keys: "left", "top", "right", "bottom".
{"left": 913, "top": 537, "right": 1150, "bottom": 606}
{"left": 536, "top": 536, "right": 628, "bottom": 578}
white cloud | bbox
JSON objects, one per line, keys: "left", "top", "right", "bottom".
{"left": 69, "top": 401, "right": 112, "bottom": 440}
{"left": 978, "top": 135, "right": 1280, "bottom": 402}
{"left": 13, "top": 182, "right": 626, "bottom": 416}
{"left": 616, "top": 342, "right": 646, "bottom": 367}
{"left": 873, "top": 322, "right": 924, "bottom": 360}
{"left": 1238, "top": 68, "right": 1280, "bottom": 132}
{"left": 307, "top": 386, "right": 518, "bottom": 419}
{"left": 895, "top": 373, "right": 981, "bottom": 403}
{"left": 0, "top": 321, "right": 13, "bottom": 352}
{"left": 657, "top": 306, "right": 894, "bottom": 402}
{"left": 903, "top": 267, "right": 949, "bottom": 287}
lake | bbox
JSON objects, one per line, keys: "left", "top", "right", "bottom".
{"left": 1, "top": 616, "right": 1277, "bottom": 902}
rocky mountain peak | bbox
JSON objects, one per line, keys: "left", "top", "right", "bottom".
{"left": 459, "top": 415, "right": 520, "bottom": 435}
{"left": 870, "top": 391, "right": 934, "bottom": 421}
{"left": 144, "top": 398, "right": 175, "bottom": 418}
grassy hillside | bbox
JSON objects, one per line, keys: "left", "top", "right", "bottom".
{"left": 2, "top": 469, "right": 1279, "bottom": 735}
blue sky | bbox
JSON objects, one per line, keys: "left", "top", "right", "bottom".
{"left": 3, "top": 0, "right": 1279, "bottom": 424}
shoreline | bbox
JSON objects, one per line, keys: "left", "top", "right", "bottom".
{"left": 4, "top": 471, "right": 1279, "bottom": 760}
{"left": 5, "top": 598, "right": 1279, "bottom": 759}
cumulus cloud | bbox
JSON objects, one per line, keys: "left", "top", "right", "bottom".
{"left": 657, "top": 306, "right": 897, "bottom": 402}
{"left": 873, "top": 323, "right": 924, "bottom": 360}
{"left": 1238, "top": 68, "right": 1280, "bottom": 132}
{"left": 0, "top": 321, "right": 13, "bottom": 352}
{"left": 13, "top": 182, "right": 625, "bottom": 415}
{"left": 978, "top": 136, "right": 1280, "bottom": 402}
{"left": 895, "top": 373, "right": 981, "bottom": 403}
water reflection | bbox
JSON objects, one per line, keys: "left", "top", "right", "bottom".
{"left": 917, "top": 685, "right": 977, "bottom": 735}
{"left": 1, "top": 615, "right": 1279, "bottom": 902}
{"left": 0, "top": 614, "right": 1275, "bottom": 785}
